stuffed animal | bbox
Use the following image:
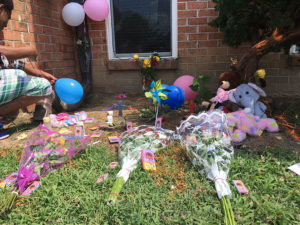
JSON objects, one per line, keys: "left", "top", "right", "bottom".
{"left": 210, "top": 71, "right": 242, "bottom": 104}
{"left": 217, "top": 71, "right": 242, "bottom": 91}
{"left": 228, "top": 83, "right": 267, "bottom": 118}
{"left": 227, "top": 110, "right": 279, "bottom": 142}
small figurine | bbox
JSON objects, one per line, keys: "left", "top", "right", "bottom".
{"left": 107, "top": 111, "right": 114, "bottom": 125}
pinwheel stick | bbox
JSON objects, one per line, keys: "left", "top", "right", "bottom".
{"left": 155, "top": 104, "right": 159, "bottom": 126}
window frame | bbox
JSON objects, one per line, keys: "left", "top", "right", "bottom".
{"left": 106, "top": 0, "right": 178, "bottom": 60}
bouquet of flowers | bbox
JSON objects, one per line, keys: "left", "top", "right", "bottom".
{"left": 133, "top": 52, "right": 160, "bottom": 91}
{"left": 1, "top": 125, "right": 90, "bottom": 214}
{"left": 177, "top": 110, "right": 235, "bottom": 225}
{"left": 107, "top": 125, "right": 174, "bottom": 204}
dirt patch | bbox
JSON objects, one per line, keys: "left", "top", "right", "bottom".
{"left": 1, "top": 94, "right": 299, "bottom": 153}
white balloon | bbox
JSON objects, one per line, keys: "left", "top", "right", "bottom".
{"left": 62, "top": 3, "right": 85, "bottom": 27}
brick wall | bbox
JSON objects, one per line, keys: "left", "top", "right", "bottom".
{"left": 0, "top": 0, "right": 78, "bottom": 80}
{"left": 2, "top": 0, "right": 299, "bottom": 96}
{"left": 86, "top": 0, "right": 300, "bottom": 96}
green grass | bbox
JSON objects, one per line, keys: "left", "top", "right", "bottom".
{"left": 0, "top": 145, "right": 299, "bottom": 224}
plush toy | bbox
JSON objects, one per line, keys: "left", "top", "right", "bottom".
{"left": 209, "top": 71, "right": 242, "bottom": 113}
{"left": 227, "top": 110, "right": 279, "bottom": 142}
{"left": 217, "top": 71, "right": 242, "bottom": 91}
{"left": 229, "top": 82, "right": 267, "bottom": 118}
{"left": 210, "top": 71, "right": 242, "bottom": 104}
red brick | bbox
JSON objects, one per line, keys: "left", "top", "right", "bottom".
{"left": 189, "top": 33, "right": 207, "bottom": 40}
{"left": 89, "top": 22, "right": 105, "bottom": 31}
{"left": 29, "top": 24, "right": 43, "bottom": 33}
{"left": 89, "top": 31, "right": 102, "bottom": 38}
{"left": 178, "top": 26, "right": 196, "bottom": 33}
{"left": 179, "top": 56, "right": 197, "bottom": 63}
{"left": 11, "top": 11, "right": 20, "bottom": 21}
{"left": 3, "top": 30, "right": 22, "bottom": 41}
{"left": 187, "top": 2, "right": 207, "bottom": 9}
{"left": 178, "top": 10, "right": 197, "bottom": 18}
{"left": 11, "top": 21, "right": 28, "bottom": 32}
{"left": 198, "top": 9, "right": 218, "bottom": 17}
{"left": 38, "top": 34, "right": 51, "bottom": 43}
{"left": 188, "top": 48, "right": 207, "bottom": 55}
{"left": 178, "top": 41, "right": 197, "bottom": 49}
{"left": 92, "top": 38, "right": 106, "bottom": 45}
{"left": 93, "top": 52, "right": 108, "bottom": 59}
{"left": 23, "top": 33, "right": 36, "bottom": 42}
{"left": 209, "top": 33, "right": 224, "bottom": 40}
{"left": 178, "top": 2, "right": 186, "bottom": 10}
{"left": 196, "top": 55, "right": 216, "bottom": 63}
{"left": 40, "top": 8, "right": 52, "bottom": 18}
{"left": 21, "top": 13, "right": 34, "bottom": 23}
{"left": 208, "top": 17, "right": 218, "bottom": 23}
{"left": 178, "top": 33, "right": 187, "bottom": 41}
{"left": 14, "top": 1, "right": 25, "bottom": 12}
{"left": 198, "top": 25, "right": 218, "bottom": 32}
{"left": 178, "top": 49, "right": 188, "bottom": 56}
{"left": 198, "top": 40, "right": 218, "bottom": 47}
{"left": 188, "top": 17, "right": 207, "bottom": 25}
{"left": 208, "top": 2, "right": 216, "bottom": 8}
{"left": 178, "top": 18, "right": 187, "bottom": 26}
{"left": 207, "top": 48, "right": 228, "bottom": 55}
{"left": 25, "top": 4, "right": 40, "bottom": 14}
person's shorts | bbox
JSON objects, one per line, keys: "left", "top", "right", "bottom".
{"left": 0, "top": 69, "right": 52, "bottom": 106}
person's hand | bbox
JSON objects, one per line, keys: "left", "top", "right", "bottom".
{"left": 41, "top": 71, "right": 57, "bottom": 84}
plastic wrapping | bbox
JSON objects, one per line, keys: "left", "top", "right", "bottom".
{"left": 18, "top": 125, "right": 90, "bottom": 194}
{"left": 108, "top": 125, "right": 174, "bottom": 204}
{"left": 177, "top": 110, "right": 234, "bottom": 199}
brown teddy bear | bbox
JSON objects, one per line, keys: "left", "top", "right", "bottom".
{"left": 218, "top": 71, "right": 241, "bottom": 91}
{"left": 209, "top": 71, "right": 242, "bottom": 112}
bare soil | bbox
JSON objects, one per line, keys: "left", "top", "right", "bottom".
{"left": 1, "top": 94, "right": 299, "bottom": 154}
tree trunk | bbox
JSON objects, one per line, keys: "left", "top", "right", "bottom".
{"left": 233, "top": 28, "right": 300, "bottom": 83}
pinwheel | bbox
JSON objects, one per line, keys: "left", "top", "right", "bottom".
{"left": 145, "top": 80, "right": 168, "bottom": 125}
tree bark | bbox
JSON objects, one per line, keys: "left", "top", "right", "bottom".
{"left": 233, "top": 28, "right": 300, "bottom": 82}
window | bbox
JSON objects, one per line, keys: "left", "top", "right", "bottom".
{"left": 106, "top": 0, "right": 177, "bottom": 59}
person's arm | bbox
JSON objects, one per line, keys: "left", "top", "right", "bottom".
{"left": 0, "top": 45, "right": 37, "bottom": 61}
{"left": 24, "top": 63, "right": 57, "bottom": 84}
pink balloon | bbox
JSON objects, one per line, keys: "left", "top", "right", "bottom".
{"left": 173, "top": 75, "right": 198, "bottom": 102}
{"left": 84, "top": 0, "right": 109, "bottom": 22}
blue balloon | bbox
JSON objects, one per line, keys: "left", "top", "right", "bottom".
{"left": 55, "top": 78, "right": 84, "bottom": 104}
{"left": 162, "top": 85, "right": 185, "bottom": 109}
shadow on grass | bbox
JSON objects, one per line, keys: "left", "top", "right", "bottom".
{"left": 5, "top": 121, "right": 40, "bottom": 136}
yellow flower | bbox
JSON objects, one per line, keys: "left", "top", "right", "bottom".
{"left": 133, "top": 54, "right": 139, "bottom": 60}
{"left": 256, "top": 69, "right": 266, "bottom": 79}
{"left": 143, "top": 58, "right": 151, "bottom": 68}
{"left": 153, "top": 56, "right": 160, "bottom": 62}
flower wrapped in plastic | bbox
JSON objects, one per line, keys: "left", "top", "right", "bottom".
{"left": 1, "top": 125, "right": 90, "bottom": 214}
{"left": 108, "top": 125, "right": 174, "bottom": 204}
{"left": 177, "top": 110, "right": 235, "bottom": 225}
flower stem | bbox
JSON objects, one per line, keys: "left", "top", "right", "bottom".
{"left": 107, "top": 177, "right": 125, "bottom": 205}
